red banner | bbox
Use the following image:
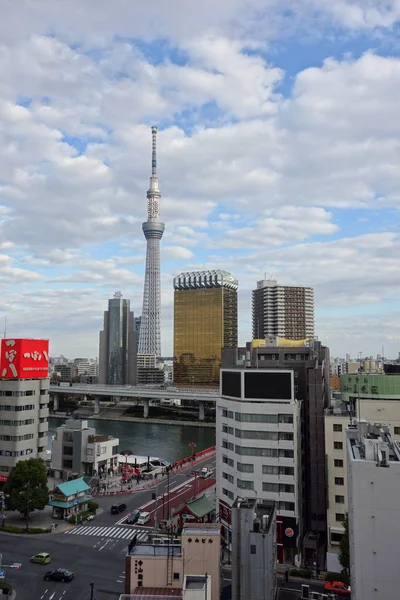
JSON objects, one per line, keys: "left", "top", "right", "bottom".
{"left": 1, "top": 339, "right": 49, "bottom": 379}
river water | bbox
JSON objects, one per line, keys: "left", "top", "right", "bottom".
{"left": 48, "top": 417, "right": 215, "bottom": 463}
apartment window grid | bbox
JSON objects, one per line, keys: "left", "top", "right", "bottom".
{"left": 334, "top": 459, "right": 344, "bottom": 468}
{"left": 334, "top": 441, "right": 343, "bottom": 450}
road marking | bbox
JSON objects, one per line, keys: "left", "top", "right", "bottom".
{"left": 49, "top": 593, "right": 55, "bottom": 600}
{"left": 40, "top": 591, "right": 49, "bottom": 599}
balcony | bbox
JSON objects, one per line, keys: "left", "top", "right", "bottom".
{"left": 38, "top": 421, "right": 48, "bottom": 434}
{"left": 39, "top": 408, "right": 49, "bottom": 419}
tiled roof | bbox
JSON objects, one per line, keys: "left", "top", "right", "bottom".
{"left": 178, "top": 493, "right": 215, "bottom": 518}
{"left": 55, "top": 477, "right": 90, "bottom": 497}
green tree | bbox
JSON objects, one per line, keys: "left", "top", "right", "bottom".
{"left": 338, "top": 513, "right": 350, "bottom": 574}
{"left": 4, "top": 458, "right": 49, "bottom": 517}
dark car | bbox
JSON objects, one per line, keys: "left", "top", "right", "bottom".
{"left": 44, "top": 569, "right": 74, "bottom": 582}
{"left": 111, "top": 503, "right": 127, "bottom": 514}
{"left": 126, "top": 510, "right": 140, "bottom": 524}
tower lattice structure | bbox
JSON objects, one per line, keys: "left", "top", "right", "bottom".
{"left": 138, "top": 126, "right": 165, "bottom": 357}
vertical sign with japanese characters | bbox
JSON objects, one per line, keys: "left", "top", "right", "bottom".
{"left": 0, "top": 339, "right": 49, "bottom": 379}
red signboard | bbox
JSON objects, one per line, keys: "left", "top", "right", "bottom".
{"left": 219, "top": 499, "right": 232, "bottom": 525}
{"left": 0, "top": 339, "right": 49, "bottom": 380}
{"left": 0, "top": 475, "right": 7, "bottom": 483}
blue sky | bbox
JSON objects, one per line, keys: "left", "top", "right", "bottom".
{"left": 0, "top": 0, "right": 400, "bottom": 358}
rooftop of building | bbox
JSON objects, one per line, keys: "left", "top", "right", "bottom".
{"left": 325, "top": 394, "right": 355, "bottom": 417}
{"left": 182, "top": 522, "right": 220, "bottom": 534}
{"left": 127, "top": 534, "right": 183, "bottom": 557}
{"left": 233, "top": 497, "right": 275, "bottom": 534}
{"left": 120, "top": 590, "right": 182, "bottom": 600}
{"left": 347, "top": 422, "right": 400, "bottom": 465}
{"left": 173, "top": 270, "right": 238, "bottom": 291}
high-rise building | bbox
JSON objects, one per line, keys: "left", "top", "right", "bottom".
{"left": 231, "top": 498, "right": 277, "bottom": 600}
{"left": 138, "top": 127, "right": 164, "bottom": 357}
{"left": 252, "top": 279, "right": 314, "bottom": 340}
{"left": 222, "top": 339, "right": 330, "bottom": 565}
{"left": 217, "top": 368, "right": 302, "bottom": 564}
{"left": 173, "top": 270, "right": 238, "bottom": 388}
{"left": 347, "top": 422, "right": 400, "bottom": 600}
{"left": 0, "top": 338, "right": 50, "bottom": 482}
{"left": 134, "top": 317, "right": 141, "bottom": 352}
{"left": 98, "top": 292, "right": 137, "bottom": 385}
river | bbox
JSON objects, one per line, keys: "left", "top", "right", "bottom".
{"left": 48, "top": 417, "right": 215, "bottom": 463}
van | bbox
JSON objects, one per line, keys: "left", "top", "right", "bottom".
{"left": 137, "top": 511, "right": 150, "bottom": 525}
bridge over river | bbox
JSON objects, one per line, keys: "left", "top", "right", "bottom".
{"left": 49, "top": 383, "right": 220, "bottom": 420}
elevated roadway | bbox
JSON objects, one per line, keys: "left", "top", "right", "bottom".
{"left": 49, "top": 383, "right": 219, "bottom": 420}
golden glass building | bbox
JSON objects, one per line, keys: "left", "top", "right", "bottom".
{"left": 173, "top": 270, "right": 238, "bottom": 388}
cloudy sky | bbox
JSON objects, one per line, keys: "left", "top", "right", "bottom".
{"left": 1, "top": 0, "right": 400, "bottom": 360}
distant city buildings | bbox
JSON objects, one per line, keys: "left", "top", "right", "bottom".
{"left": 347, "top": 422, "right": 400, "bottom": 600}
{"left": 173, "top": 270, "right": 238, "bottom": 388}
{"left": 136, "top": 353, "right": 164, "bottom": 386}
{"left": 222, "top": 338, "right": 330, "bottom": 565}
{"left": 98, "top": 291, "right": 137, "bottom": 385}
{"left": 217, "top": 368, "right": 302, "bottom": 564}
{"left": 252, "top": 279, "right": 314, "bottom": 341}
{"left": 51, "top": 419, "right": 119, "bottom": 479}
{"left": 231, "top": 498, "right": 277, "bottom": 600}
{"left": 134, "top": 317, "right": 141, "bottom": 352}
{"left": 0, "top": 339, "right": 50, "bottom": 482}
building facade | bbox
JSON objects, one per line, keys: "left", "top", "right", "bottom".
{"left": 216, "top": 368, "right": 302, "bottom": 564}
{"left": 138, "top": 127, "right": 165, "bottom": 357}
{"left": 99, "top": 291, "right": 137, "bottom": 385}
{"left": 222, "top": 339, "right": 330, "bottom": 564}
{"left": 231, "top": 498, "right": 277, "bottom": 600}
{"left": 51, "top": 419, "right": 119, "bottom": 479}
{"left": 173, "top": 270, "right": 238, "bottom": 388}
{"left": 252, "top": 279, "right": 314, "bottom": 341}
{"left": 347, "top": 422, "right": 400, "bottom": 600}
{"left": 125, "top": 524, "right": 221, "bottom": 600}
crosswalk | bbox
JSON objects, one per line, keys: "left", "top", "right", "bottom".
{"left": 64, "top": 525, "right": 149, "bottom": 540}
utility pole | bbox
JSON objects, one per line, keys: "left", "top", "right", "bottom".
{"left": 90, "top": 582, "right": 94, "bottom": 600}
{"left": 167, "top": 469, "right": 170, "bottom": 521}
{"left": 26, "top": 480, "right": 30, "bottom": 533}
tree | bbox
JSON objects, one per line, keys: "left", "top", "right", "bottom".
{"left": 338, "top": 513, "right": 350, "bottom": 574}
{"left": 4, "top": 458, "right": 49, "bottom": 517}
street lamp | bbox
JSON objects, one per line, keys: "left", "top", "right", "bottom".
{"left": 26, "top": 480, "right": 30, "bottom": 533}
{"left": 189, "top": 442, "right": 196, "bottom": 459}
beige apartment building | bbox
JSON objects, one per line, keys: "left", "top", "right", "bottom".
{"left": 125, "top": 524, "right": 221, "bottom": 600}
{"left": 325, "top": 377, "right": 400, "bottom": 571}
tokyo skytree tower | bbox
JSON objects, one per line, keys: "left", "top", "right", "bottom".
{"left": 138, "top": 126, "right": 165, "bottom": 357}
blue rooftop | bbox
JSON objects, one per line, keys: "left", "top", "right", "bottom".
{"left": 56, "top": 477, "right": 90, "bottom": 497}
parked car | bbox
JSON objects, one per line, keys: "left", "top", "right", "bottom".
{"left": 111, "top": 503, "right": 127, "bottom": 514}
{"left": 31, "top": 552, "right": 51, "bottom": 565}
{"left": 126, "top": 510, "right": 140, "bottom": 524}
{"left": 324, "top": 581, "right": 351, "bottom": 596}
{"left": 137, "top": 511, "right": 150, "bottom": 525}
{"left": 44, "top": 569, "right": 74, "bottom": 582}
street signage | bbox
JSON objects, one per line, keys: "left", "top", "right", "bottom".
{"left": 0, "top": 570, "right": 5, "bottom": 579}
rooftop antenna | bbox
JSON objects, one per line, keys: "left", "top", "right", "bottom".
{"left": 3, "top": 317, "right": 7, "bottom": 339}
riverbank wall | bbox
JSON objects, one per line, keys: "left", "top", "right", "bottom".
{"left": 50, "top": 411, "right": 216, "bottom": 428}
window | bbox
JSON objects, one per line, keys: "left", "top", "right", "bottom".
{"left": 222, "top": 440, "right": 234, "bottom": 451}
{"left": 222, "top": 409, "right": 228, "bottom": 418}
{"left": 222, "top": 488, "right": 234, "bottom": 500}
{"left": 223, "top": 472, "right": 234, "bottom": 484}
{"left": 250, "top": 545, "right": 256, "bottom": 555}
{"left": 279, "top": 484, "right": 294, "bottom": 493}
{"left": 335, "top": 477, "right": 344, "bottom": 486}
{"left": 279, "top": 414, "right": 294, "bottom": 424}
{"left": 263, "top": 482, "right": 279, "bottom": 493}
{"left": 263, "top": 465, "right": 278, "bottom": 475}
{"left": 333, "top": 424, "right": 343, "bottom": 432}
{"left": 279, "top": 432, "right": 294, "bottom": 441}
{"left": 62, "top": 446, "right": 73, "bottom": 456}
{"left": 280, "top": 466, "right": 294, "bottom": 476}
{"left": 336, "top": 513, "right": 345, "bottom": 522}
{"left": 222, "top": 425, "right": 234, "bottom": 435}
{"left": 62, "top": 459, "right": 73, "bottom": 469}
{"left": 278, "top": 502, "right": 295, "bottom": 511}
{"left": 228, "top": 411, "right": 234, "bottom": 419}
{"left": 235, "top": 413, "right": 278, "bottom": 423}
{"left": 394, "top": 427, "right": 400, "bottom": 435}
{"left": 237, "top": 479, "right": 254, "bottom": 490}
{"left": 223, "top": 455, "right": 234, "bottom": 467}
{"left": 236, "top": 446, "right": 278, "bottom": 458}
{"left": 235, "top": 429, "right": 278, "bottom": 441}
{"left": 334, "top": 459, "right": 344, "bottom": 468}
{"left": 173, "top": 573, "right": 180, "bottom": 581}
{"left": 334, "top": 441, "right": 343, "bottom": 450}
{"left": 279, "top": 449, "right": 294, "bottom": 458}
{"left": 237, "top": 463, "right": 254, "bottom": 473}
{"left": 331, "top": 532, "right": 343, "bottom": 543}
{"left": 335, "top": 495, "right": 345, "bottom": 504}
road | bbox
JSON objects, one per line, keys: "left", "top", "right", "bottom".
{"left": 278, "top": 578, "right": 350, "bottom": 599}
{"left": 0, "top": 454, "right": 216, "bottom": 600}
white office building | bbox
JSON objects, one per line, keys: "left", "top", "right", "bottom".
{"left": 347, "top": 422, "right": 400, "bottom": 600}
{"left": 0, "top": 378, "right": 50, "bottom": 480}
{"left": 216, "top": 368, "right": 302, "bottom": 564}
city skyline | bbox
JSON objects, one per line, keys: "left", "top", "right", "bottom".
{"left": 0, "top": 3, "right": 400, "bottom": 358}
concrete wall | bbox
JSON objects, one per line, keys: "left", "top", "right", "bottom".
{"left": 348, "top": 448, "right": 400, "bottom": 600}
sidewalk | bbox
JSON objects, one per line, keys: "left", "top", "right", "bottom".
{"left": 1, "top": 504, "right": 74, "bottom": 534}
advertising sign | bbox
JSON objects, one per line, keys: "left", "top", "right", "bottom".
{"left": 219, "top": 499, "right": 232, "bottom": 525}
{"left": 0, "top": 339, "right": 49, "bottom": 380}
{"left": 277, "top": 515, "right": 298, "bottom": 548}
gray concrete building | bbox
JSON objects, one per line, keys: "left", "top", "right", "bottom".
{"left": 231, "top": 498, "right": 277, "bottom": 600}
{"left": 99, "top": 291, "right": 137, "bottom": 385}
{"left": 347, "top": 422, "right": 400, "bottom": 600}
{"left": 51, "top": 419, "right": 119, "bottom": 479}
{"left": 222, "top": 339, "right": 330, "bottom": 565}
{"left": 252, "top": 279, "right": 314, "bottom": 341}
{"left": 0, "top": 377, "right": 49, "bottom": 480}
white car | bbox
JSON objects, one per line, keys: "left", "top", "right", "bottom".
{"left": 200, "top": 467, "right": 213, "bottom": 478}
{"left": 87, "top": 514, "right": 94, "bottom": 521}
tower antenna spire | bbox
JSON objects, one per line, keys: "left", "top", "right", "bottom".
{"left": 151, "top": 126, "right": 157, "bottom": 176}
